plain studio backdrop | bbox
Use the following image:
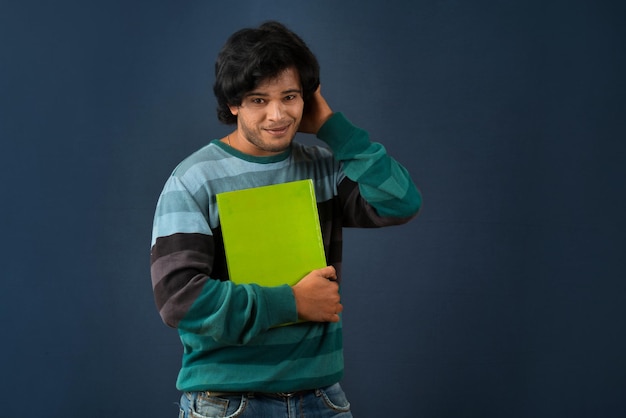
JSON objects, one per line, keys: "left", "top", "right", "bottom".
{"left": 1, "top": 1, "right": 625, "bottom": 417}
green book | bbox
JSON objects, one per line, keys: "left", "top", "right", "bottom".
{"left": 216, "top": 179, "right": 326, "bottom": 287}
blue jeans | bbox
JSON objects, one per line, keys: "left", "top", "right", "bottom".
{"left": 178, "top": 383, "right": 353, "bottom": 418}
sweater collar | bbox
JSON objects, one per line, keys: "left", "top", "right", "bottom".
{"left": 211, "top": 139, "right": 292, "bottom": 163}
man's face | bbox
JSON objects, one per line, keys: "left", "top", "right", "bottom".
{"left": 228, "top": 66, "right": 304, "bottom": 157}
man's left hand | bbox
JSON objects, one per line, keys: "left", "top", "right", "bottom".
{"left": 298, "top": 86, "right": 334, "bottom": 135}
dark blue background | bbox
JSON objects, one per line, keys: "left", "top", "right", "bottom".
{"left": 2, "top": 1, "right": 625, "bottom": 417}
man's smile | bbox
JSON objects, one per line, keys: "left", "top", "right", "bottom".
{"left": 264, "top": 124, "right": 291, "bottom": 136}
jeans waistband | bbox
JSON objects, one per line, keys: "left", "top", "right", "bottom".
{"left": 200, "top": 388, "right": 320, "bottom": 399}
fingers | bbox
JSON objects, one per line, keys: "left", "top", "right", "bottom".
{"left": 321, "top": 283, "right": 342, "bottom": 323}
{"left": 292, "top": 266, "right": 343, "bottom": 323}
{"left": 318, "top": 265, "right": 337, "bottom": 280}
{"left": 299, "top": 86, "right": 333, "bottom": 135}
{"left": 328, "top": 302, "right": 344, "bottom": 323}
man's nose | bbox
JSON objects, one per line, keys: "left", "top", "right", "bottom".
{"left": 267, "top": 101, "right": 285, "bottom": 120}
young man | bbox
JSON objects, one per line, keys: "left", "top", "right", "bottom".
{"left": 150, "top": 21, "right": 421, "bottom": 417}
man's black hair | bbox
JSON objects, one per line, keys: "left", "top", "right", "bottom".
{"left": 213, "top": 21, "right": 320, "bottom": 125}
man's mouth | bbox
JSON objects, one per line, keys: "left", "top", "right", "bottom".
{"left": 264, "top": 125, "right": 290, "bottom": 136}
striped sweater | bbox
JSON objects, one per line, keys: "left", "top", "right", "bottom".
{"left": 150, "top": 112, "right": 421, "bottom": 392}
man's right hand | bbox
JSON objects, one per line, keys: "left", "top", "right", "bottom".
{"left": 292, "top": 266, "right": 343, "bottom": 323}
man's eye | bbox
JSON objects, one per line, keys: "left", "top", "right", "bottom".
{"left": 250, "top": 98, "right": 265, "bottom": 105}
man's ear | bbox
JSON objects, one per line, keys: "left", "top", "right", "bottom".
{"left": 228, "top": 105, "right": 239, "bottom": 116}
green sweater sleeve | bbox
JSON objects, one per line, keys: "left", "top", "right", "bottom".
{"left": 317, "top": 112, "right": 422, "bottom": 218}
{"left": 180, "top": 280, "right": 298, "bottom": 345}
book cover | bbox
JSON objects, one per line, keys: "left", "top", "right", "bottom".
{"left": 216, "top": 179, "right": 326, "bottom": 287}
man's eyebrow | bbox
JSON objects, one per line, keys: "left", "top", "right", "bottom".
{"left": 244, "top": 88, "right": 302, "bottom": 97}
